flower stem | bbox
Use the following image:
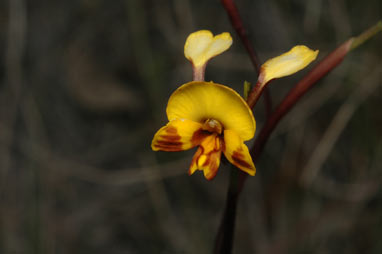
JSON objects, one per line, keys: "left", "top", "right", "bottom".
{"left": 351, "top": 20, "right": 382, "bottom": 50}
{"left": 220, "top": 0, "right": 272, "bottom": 114}
{"left": 220, "top": 0, "right": 260, "bottom": 74}
{"left": 192, "top": 65, "right": 206, "bottom": 81}
{"left": 216, "top": 1, "right": 264, "bottom": 253}
{"left": 213, "top": 168, "right": 239, "bottom": 254}
{"left": 246, "top": 81, "right": 262, "bottom": 109}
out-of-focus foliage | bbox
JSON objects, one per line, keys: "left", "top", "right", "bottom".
{"left": 0, "top": 0, "right": 381, "bottom": 253}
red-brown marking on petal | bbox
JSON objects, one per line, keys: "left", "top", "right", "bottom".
{"left": 232, "top": 150, "right": 252, "bottom": 168}
{"left": 204, "top": 150, "right": 222, "bottom": 180}
{"left": 154, "top": 140, "right": 183, "bottom": 151}
{"left": 166, "top": 126, "right": 178, "bottom": 134}
{"left": 162, "top": 126, "right": 181, "bottom": 141}
{"left": 202, "top": 156, "right": 211, "bottom": 167}
{"left": 202, "top": 137, "right": 223, "bottom": 167}
{"left": 160, "top": 134, "right": 181, "bottom": 142}
{"left": 191, "top": 128, "right": 210, "bottom": 146}
{"left": 205, "top": 165, "right": 218, "bottom": 180}
{"left": 221, "top": 138, "right": 226, "bottom": 152}
{"left": 156, "top": 140, "right": 183, "bottom": 146}
{"left": 154, "top": 125, "right": 183, "bottom": 150}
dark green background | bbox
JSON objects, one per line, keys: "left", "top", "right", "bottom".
{"left": 0, "top": 0, "right": 381, "bottom": 253}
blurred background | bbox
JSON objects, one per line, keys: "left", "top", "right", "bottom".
{"left": 0, "top": 0, "right": 381, "bottom": 253}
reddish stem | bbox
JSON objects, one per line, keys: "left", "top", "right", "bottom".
{"left": 214, "top": 170, "right": 239, "bottom": 254}
{"left": 220, "top": 0, "right": 272, "bottom": 114}
{"left": 215, "top": 1, "right": 266, "bottom": 253}
{"left": 246, "top": 80, "right": 263, "bottom": 109}
{"left": 220, "top": 0, "right": 260, "bottom": 73}
{"left": 215, "top": 38, "right": 353, "bottom": 254}
{"left": 246, "top": 73, "right": 269, "bottom": 109}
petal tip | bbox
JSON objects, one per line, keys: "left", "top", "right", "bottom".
{"left": 151, "top": 143, "right": 159, "bottom": 151}
{"left": 204, "top": 172, "right": 217, "bottom": 181}
{"left": 246, "top": 166, "right": 256, "bottom": 176}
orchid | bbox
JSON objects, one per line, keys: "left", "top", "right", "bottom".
{"left": 152, "top": 30, "right": 319, "bottom": 180}
{"left": 152, "top": 81, "right": 255, "bottom": 180}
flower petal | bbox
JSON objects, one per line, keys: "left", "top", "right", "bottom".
{"left": 151, "top": 119, "right": 207, "bottom": 151}
{"left": 223, "top": 130, "right": 256, "bottom": 176}
{"left": 184, "top": 30, "right": 232, "bottom": 68}
{"left": 260, "top": 45, "right": 319, "bottom": 84}
{"left": 189, "top": 134, "right": 222, "bottom": 180}
{"left": 167, "top": 81, "right": 256, "bottom": 141}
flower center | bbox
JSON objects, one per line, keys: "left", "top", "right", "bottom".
{"left": 202, "top": 118, "right": 223, "bottom": 134}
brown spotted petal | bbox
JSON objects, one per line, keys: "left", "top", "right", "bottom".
{"left": 223, "top": 129, "right": 256, "bottom": 176}
{"left": 189, "top": 134, "right": 222, "bottom": 180}
{"left": 151, "top": 119, "right": 205, "bottom": 151}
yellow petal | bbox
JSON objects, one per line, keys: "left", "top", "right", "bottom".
{"left": 167, "top": 81, "right": 256, "bottom": 141}
{"left": 223, "top": 129, "right": 256, "bottom": 176}
{"left": 151, "top": 119, "right": 207, "bottom": 151}
{"left": 184, "top": 30, "right": 232, "bottom": 68}
{"left": 189, "top": 134, "right": 222, "bottom": 180}
{"left": 260, "top": 45, "right": 319, "bottom": 84}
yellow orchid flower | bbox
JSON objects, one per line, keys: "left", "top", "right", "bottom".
{"left": 184, "top": 30, "right": 232, "bottom": 81}
{"left": 259, "top": 45, "right": 319, "bottom": 84}
{"left": 152, "top": 81, "right": 256, "bottom": 180}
